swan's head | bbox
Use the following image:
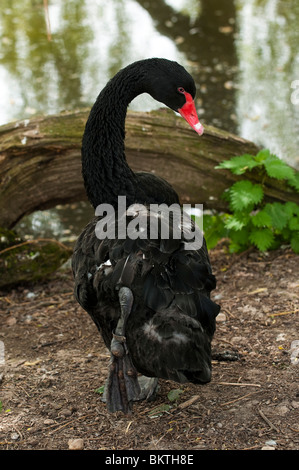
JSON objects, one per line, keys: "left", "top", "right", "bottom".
{"left": 144, "top": 58, "right": 204, "bottom": 136}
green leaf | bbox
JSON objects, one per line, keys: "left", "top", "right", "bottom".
{"left": 203, "top": 213, "right": 227, "bottom": 249}
{"left": 204, "top": 233, "right": 221, "bottom": 250}
{"left": 249, "top": 228, "right": 275, "bottom": 251}
{"left": 291, "top": 231, "right": 299, "bottom": 254}
{"left": 208, "top": 149, "right": 299, "bottom": 254}
{"left": 94, "top": 386, "right": 105, "bottom": 395}
{"left": 289, "top": 216, "right": 299, "bottom": 231}
{"left": 254, "top": 149, "right": 271, "bottom": 163}
{"left": 148, "top": 404, "right": 172, "bottom": 418}
{"left": 285, "top": 202, "right": 299, "bottom": 230}
{"left": 225, "top": 213, "right": 249, "bottom": 231}
{"left": 216, "top": 154, "right": 259, "bottom": 175}
{"left": 228, "top": 180, "right": 264, "bottom": 211}
{"left": 264, "top": 154, "right": 295, "bottom": 180}
{"left": 264, "top": 202, "right": 290, "bottom": 230}
{"left": 251, "top": 209, "right": 272, "bottom": 228}
{"left": 228, "top": 241, "right": 243, "bottom": 253}
{"left": 229, "top": 227, "right": 250, "bottom": 245}
{"left": 167, "top": 389, "right": 184, "bottom": 402}
{"left": 228, "top": 227, "right": 250, "bottom": 252}
{"left": 287, "top": 172, "right": 299, "bottom": 192}
{"left": 284, "top": 201, "right": 299, "bottom": 217}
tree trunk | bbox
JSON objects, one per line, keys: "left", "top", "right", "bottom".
{"left": 0, "top": 108, "right": 298, "bottom": 229}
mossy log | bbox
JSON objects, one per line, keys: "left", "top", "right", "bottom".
{"left": 0, "top": 228, "right": 71, "bottom": 288}
{"left": 1, "top": 108, "right": 299, "bottom": 230}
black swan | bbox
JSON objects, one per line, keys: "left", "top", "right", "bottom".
{"left": 72, "top": 58, "right": 220, "bottom": 413}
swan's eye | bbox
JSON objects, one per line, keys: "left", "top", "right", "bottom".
{"left": 177, "top": 87, "right": 185, "bottom": 94}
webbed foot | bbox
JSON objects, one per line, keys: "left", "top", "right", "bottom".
{"left": 105, "top": 286, "right": 141, "bottom": 414}
{"left": 106, "top": 340, "right": 141, "bottom": 413}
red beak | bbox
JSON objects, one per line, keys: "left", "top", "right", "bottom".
{"left": 178, "top": 92, "right": 204, "bottom": 136}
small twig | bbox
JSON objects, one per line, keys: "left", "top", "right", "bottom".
{"left": 221, "top": 391, "right": 259, "bottom": 406}
{"left": 214, "top": 338, "right": 235, "bottom": 348}
{"left": 290, "top": 427, "right": 299, "bottom": 432}
{"left": 176, "top": 395, "right": 200, "bottom": 410}
{"left": 268, "top": 309, "right": 299, "bottom": 317}
{"left": 152, "top": 427, "right": 173, "bottom": 446}
{"left": 125, "top": 421, "right": 133, "bottom": 434}
{"left": 247, "top": 288, "right": 267, "bottom": 295}
{"left": 48, "top": 413, "right": 92, "bottom": 435}
{"left": 32, "top": 337, "right": 76, "bottom": 349}
{"left": 216, "top": 382, "right": 261, "bottom": 387}
{"left": 258, "top": 409, "right": 280, "bottom": 433}
{"left": 57, "top": 299, "right": 73, "bottom": 309}
{"left": 241, "top": 444, "right": 263, "bottom": 450}
{"left": 13, "top": 427, "right": 23, "bottom": 441}
{"left": 0, "top": 238, "right": 70, "bottom": 255}
{"left": 0, "top": 297, "right": 12, "bottom": 304}
{"left": 17, "top": 384, "right": 31, "bottom": 398}
{"left": 220, "top": 308, "right": 235, "bottom": 318}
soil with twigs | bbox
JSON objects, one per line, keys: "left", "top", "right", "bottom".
{"left": 0, "top": 244, "right": 298, "bottom": 451}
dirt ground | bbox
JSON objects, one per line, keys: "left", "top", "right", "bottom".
{"left": 0, "top": 244, "right": 298, "bottom": 451}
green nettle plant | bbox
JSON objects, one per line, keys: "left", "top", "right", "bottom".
{"left": 203, "top": 149, "right": 299, "bottom": 254}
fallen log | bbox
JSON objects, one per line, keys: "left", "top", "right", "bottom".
{"left": 0, "top": 108, "right": 298, "bottom": 229}
{"left": 0, "top": 228, "right": 72, "bottom": 288}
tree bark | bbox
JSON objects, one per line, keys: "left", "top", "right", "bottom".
{"left": 0, "top": 108, "right": 298, "bottom": 229}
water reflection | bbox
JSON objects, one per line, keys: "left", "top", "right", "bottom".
{"left": 16, "top": 202, "right": 94, "bottom": 243}
{"left": 0, "top": 0, "right": 92, "bottom": 120}
{"left": 136, "top": 0, "right": 238, "bottom": 130}
{"left": 0, "top": 0, "right": 184, "bottom": 124}
{"left": 236, "top": 0, "right": 299, "bottom": 168}
{"left": 1, "top": 0, "right": 297, "bottom": 156}
{"left": 1, "top": 0, "right": 298, "bottom": 240}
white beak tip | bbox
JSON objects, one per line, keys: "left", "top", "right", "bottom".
{"left": 194, "top": 122, "right": 204, "bottom": 135}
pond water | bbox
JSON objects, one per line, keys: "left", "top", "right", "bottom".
{"left": 1, "top": 0, "right": 298, "bottom": 239}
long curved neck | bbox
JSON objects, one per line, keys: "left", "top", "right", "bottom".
{"left": 82, "top": 62, "right": 147, "bottom": 209}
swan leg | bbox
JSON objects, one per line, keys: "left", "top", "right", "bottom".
{"left": 105, "top": 287, "right": 141, "bottom": 413}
